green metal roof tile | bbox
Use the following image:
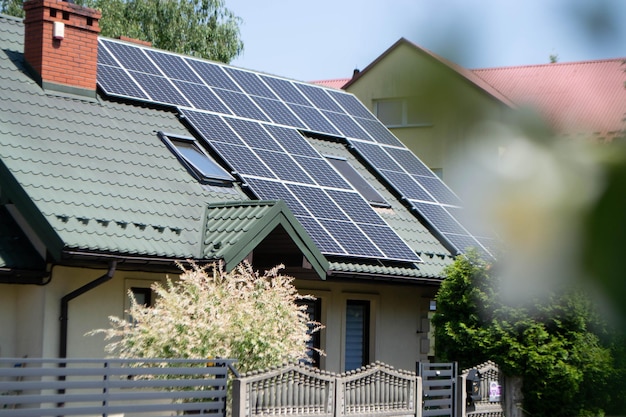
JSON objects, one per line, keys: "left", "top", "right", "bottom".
{"left": 202, "top": 200, "right": 329, "bottom": 278}
{"left": 0, "top": 19, "right": 247, "bottom": 260}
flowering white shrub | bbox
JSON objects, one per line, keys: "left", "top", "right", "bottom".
{"left": 90, "top": 262, "right": 321, "bottom": 373}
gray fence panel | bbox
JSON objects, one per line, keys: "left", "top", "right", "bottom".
{"left": 0, "top": 357, "right": 236, "bottom": 417}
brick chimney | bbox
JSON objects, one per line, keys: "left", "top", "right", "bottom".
{"left": 23, "top": 0, "right": 101, "bottom": 97}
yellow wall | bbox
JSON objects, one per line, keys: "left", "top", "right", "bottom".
{"left": 3, "top": 264, "right": 436, "bottom": 374}
{"left": 346, "top": 42, "right": 511, "bottom": 192}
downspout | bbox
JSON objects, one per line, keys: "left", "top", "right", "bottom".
{"left": 59, "top": 260, "right": 117, "bottom": 359}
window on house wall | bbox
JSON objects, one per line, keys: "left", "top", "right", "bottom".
{"left": 298, "top": 298, "right": 322, "bottom": 368}
{"left": 158, "top": 131, "right": 234, "bottom": 185}
{"left": 374, "top": 98, "right": 431, "bottom": 128}
{"left": 345, "top": 300, "right": 370, "bottom": 371}
{"left": 326, "top": 156, "right": 390, "bottom": 207}
{"left": 130, "top": 287, "right": 152, "bottom": 307}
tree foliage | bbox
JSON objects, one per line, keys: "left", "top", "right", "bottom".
{"left": 89, "top": 262, "right": 320, "bottom": 374}
{"left": 1, "top": 0, "right": 243, "bottom": 63}
{"left": 433, "top": 250, "right": 617, "bottom": 417}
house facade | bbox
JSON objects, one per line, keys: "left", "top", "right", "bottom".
{"left": 0, "top": 1, "right": 486, "bottom": 373}
{"left": 314, "top": 39, "right": 625, "bottom": 192}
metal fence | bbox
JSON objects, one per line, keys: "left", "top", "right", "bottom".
{"left": 458, "top": 361, "right": 505, "bottom": 417}
{"left": 0, "top": 357, "right": 237, "bottom": 417}
{"left": 232, "top": 362, "right": 420, "bottom": 417}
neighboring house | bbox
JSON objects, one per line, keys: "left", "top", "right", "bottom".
{"left": 313, "top": 38, "right": 626, "bottom": 191}
{"left": 0, "top": 1, "right": 491, "bottom": 373}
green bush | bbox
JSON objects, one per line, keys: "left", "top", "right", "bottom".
{"left": 433, "top": 250, "right": 615, "bottom": 417}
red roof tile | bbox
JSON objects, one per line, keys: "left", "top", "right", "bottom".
{"left": 473, "top": 58, "right": 626, "bottom": 137}
{"left": 310, "top": 78, "right": 351, "bottom": 89}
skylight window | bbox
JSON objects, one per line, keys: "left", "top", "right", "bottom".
{"left": 326, "top": 156, "right": 389, "bottom": 207}
{"left": 158, "top": 132, "right": 234, "bottom": 185}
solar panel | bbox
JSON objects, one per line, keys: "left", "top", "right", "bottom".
{"left": 101, "top": 40, "right": 160, "bottom": 75}
{"left": 224, "top": 67, "right": 277, "bottom": 99}
{"left": 354, "top": 118, "right": 404, "bottom": 147}
{"left": 318, "top": 219, "right": 384, "bottom": 258}
{"left": 264, "top": 125, "right": 319, "bottom": 157}
{"left": 97, "top": 46, "right": 119, "bottom": 67}
{"left": 180, "top": 110, "right": 244, "bottom": 145}
{"left": 244, "top": 177, "right": 308, "bottom": 216}
{"left": 97, "top": 65, "right": 148, "bottom": 99}
{"left": 97, "top": 37, "right": 492, "bottom": 261}
{"left": 293, "top": 156, "right": 351, "bottom": 189}
{"left": 287, "top": 104, "right": 341, "bottom": 136}
{"left": 295, "top": 216, "right": 344, "bottom": 254}
{"left": 384, "top": 147, "right": 435, "bottom": 178}
{"left": 145, "top": 50, "right": 202, "bottom": 83}
{"left": 131, "top": 72, "right": 191, "bottom": 107}
{"left": 251, "top": 96, "right": 306, "bottom": 128}
{"left": 287, "top": 184, "right": 350, "bottom": 222}
{"left": 295, "top": 83, "right": 344, "bottom": 112}
{"left": 208, "top": 142, "right": 275, "bottom": 178}
{"left": 322, "top": 111, "right": 372, "bottom": 141}
{"left": 255, "top": 150, "right": 315, "bottom": 184}
{"left": 173, "top": 80, "right": 232, "bottom": 114}
{"left": 413, "top": 176, "right": 461, "bottom": 206}
{"left": 327, "top": 89, "right": 377, "bottom": 120}
{"left": 224, "top": 118, "right": 282, "bottom": 152}
{"left": 350, "top": 141, "right": 403, "bottom": 171}
{"left": 260, "top": 76, "right": 310, "bottom": 106}
{"left": 379, "top": 170, "right": 435, "bottom": 202}
{"left": 325, "top": 189, "right": 386, "bottom": 225}
{"left": 212, "top": 89, "right": 270, "bottom": 121}
{"left": 185, "top": 59, "right": 241, "bottom": 91}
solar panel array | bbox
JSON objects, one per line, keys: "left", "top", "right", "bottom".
{"left": 96, "top": 38, "right": 493, "bottom": 259}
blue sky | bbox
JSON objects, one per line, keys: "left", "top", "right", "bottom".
{"left": 225, "top": 0, "right": 625, "bottom": 82}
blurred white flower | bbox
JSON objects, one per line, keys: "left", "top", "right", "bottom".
{"left": 455, "top": 121, "right": 603, "bottom": 304}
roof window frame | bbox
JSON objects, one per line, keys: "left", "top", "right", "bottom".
{"left": 158, "top": 131, "right": 235, "bottom": 186}
{"left": 325, "top": 155, "right": 390, "bottom": 208}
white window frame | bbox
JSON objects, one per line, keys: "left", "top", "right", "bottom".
{"left": 374, "top": 98, "right": 432, "bottom": 128}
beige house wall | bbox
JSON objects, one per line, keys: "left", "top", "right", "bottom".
{"left": 297, "top": 277, "right": 437, "bottom": 373}
{"left": 345, "top": 42, "right": 511, "bottom": 192}
{"left": 3, "top": 264, "right": 436, "bottom": 374}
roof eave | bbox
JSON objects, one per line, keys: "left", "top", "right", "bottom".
{"left": 0, "top": 161, "right": 65, "bottom": 261}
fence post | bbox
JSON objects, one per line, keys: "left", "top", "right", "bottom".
{"left": 504, "top": 376, "right": 524, "bottom": 417}
{"left": 232, "top": 378, "right": 246, "bottom": 417}
{"left": 455, "top": 373, "right": 466, "bottom": 417}
{"left": 415, "top": 375, "right": 422, "bottom": 417}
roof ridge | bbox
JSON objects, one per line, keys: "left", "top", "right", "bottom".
{"left": 472, "top": 57, "right": 626, "bottom": 72}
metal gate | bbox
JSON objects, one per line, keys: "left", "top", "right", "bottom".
{"left": 418, "top": 362, "right": 457, "bottom": 417}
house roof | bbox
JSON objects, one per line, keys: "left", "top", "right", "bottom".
{"left": 343, "top": 38, "right": 517, "bottom": 108}
{"left": 0, "top": 13, "right": 247, "bottom": 263}
{"left": 473, "top": 58, "right": 626, "bottom": 139}
{"left": 202, "top": 200, "right": 329, "bottom": 278}
{"left": 324, "top": 37, "right": 625, "bottom": 140}
{"left": 0, "top": 12, "right": 455, "bottom": 282}
{"left": 310, "top": 78, "right": 351, "bottom": 89}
